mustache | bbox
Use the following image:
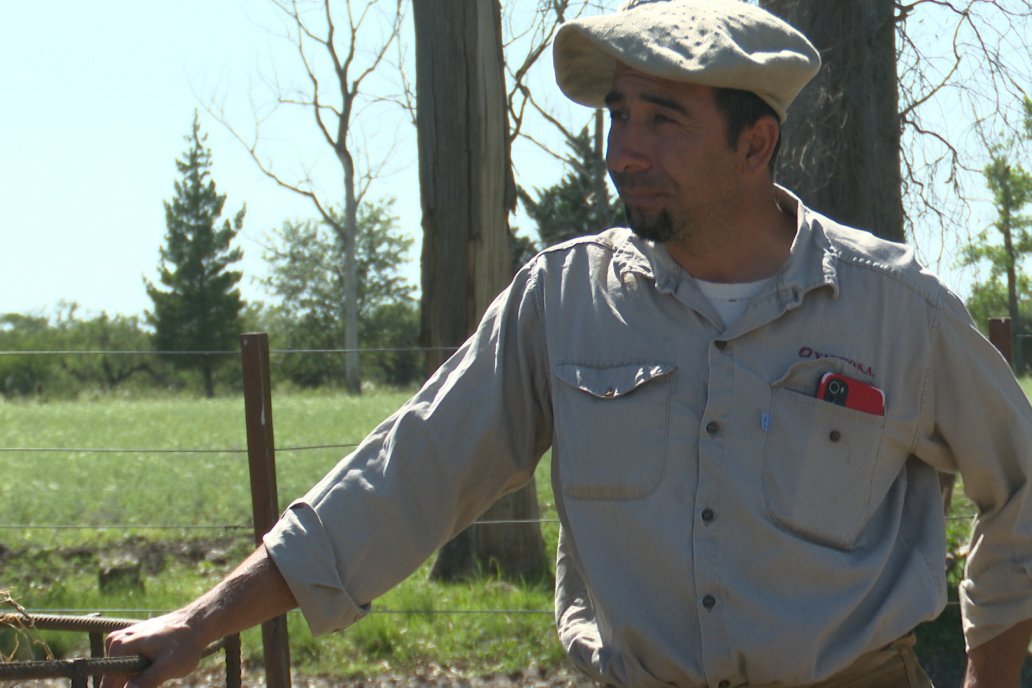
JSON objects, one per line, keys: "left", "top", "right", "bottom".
{"left": 609, "top": 171, "right": 672, "bottom": 194}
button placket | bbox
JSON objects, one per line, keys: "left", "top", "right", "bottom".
{"left": 694, "top": 326, "right": 737, "bottom": 685}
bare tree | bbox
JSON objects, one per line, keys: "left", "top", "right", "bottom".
{"left": 762, "top": 0, "right": 904, "bottom": 240}
{"left": 896, "top": 0, "right": 1030, "bottom": 263}
{"left": 213, "top": 0, "right": 405, "bottom": 394}
{"left": 505, "top": 2, "right": 616, "bottom": 238}
{"left": 761, "top": 0, "right": 1030, "bottom": 252}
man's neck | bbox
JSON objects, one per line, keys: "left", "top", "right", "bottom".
{"left": 665, "top": 188, "right": 796, "bottom": 283}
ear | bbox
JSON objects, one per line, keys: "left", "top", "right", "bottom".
{"left": 739, "top": 116, "right": 780, "bottom": 176}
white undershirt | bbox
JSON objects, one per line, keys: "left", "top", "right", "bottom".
{"left": 694, "top": 277, "right": 772, "bottom": 328}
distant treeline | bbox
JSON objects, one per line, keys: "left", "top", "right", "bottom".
{"left": 0, "top": 301, "right": 421, "bottom": 399}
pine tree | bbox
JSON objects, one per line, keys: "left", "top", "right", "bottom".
{"left": 146, "top": 113, "right": 245, "bottom": 397}
{"left": 519, "top": 126, "right": 625, "bottom": 249}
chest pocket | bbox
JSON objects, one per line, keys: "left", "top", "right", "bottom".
{"left": 553, "top": 362, "right": 675, "bottom": 500}
{"left": 763, "top": 360, "right": 887, "bottom": 550}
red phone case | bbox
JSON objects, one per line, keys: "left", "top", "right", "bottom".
{"left": 816, "top": 373, "right": 885, "bottom": 416}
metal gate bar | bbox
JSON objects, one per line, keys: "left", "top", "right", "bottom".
{"left": 0, "top": 613, "right": 241, "bottom": 687}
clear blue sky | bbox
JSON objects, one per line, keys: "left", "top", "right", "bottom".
{"left": 0, "top": 1, "right": 1024, "bottom": 320}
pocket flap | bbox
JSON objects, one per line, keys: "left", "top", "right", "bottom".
{"left": 555, "top": 362, "right": 676, "bottom": 399}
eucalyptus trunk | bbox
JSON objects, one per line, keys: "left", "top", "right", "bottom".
{"left": 761, "top": 0, "right": 903, "bottom": 242}
{"left": 414, "top": 0, "right": 549, "bottom": 583}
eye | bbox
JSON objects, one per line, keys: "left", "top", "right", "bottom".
{"left": 607, "top": 108, "right": 628, "bottom": 124}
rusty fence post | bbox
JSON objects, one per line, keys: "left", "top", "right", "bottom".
{"left": 240, "top": 332, "right": 292, "bottom": 688}
{"left": 988, "top": 317, "right": 1013, "bottom": 367}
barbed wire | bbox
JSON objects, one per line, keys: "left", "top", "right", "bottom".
{"left": 0, "top": 346, "right": 458, "bottom": 356}
{"left": 0, "top": 524, "right": 251, "bottom": 531}
{"left": 0, "top": 518, "right": 562, "bottom": 531}
{"left": 0, "top": 341, "right": 981, "bottom": 629}
{"left": 0, "top": 443, "right": 359, "bottom": 455}
{"left": 20, "top": 607, "right": 557, "bottom": 618}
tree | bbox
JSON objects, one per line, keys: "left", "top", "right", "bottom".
{"left": 262, "top": 199, "right": 420, "bottom": 387}
{"left": 414, "top": 0, "right": 549, "bottom": 583}
{"left": 761, "top": 0, "right": 903, "bottom": 241}
{"left": 146, "top": 114, "right": 245, "bottom": 398}
{"left": 519, "top": 124, "right": 625, "bottom": 248}
{"left": 962, "top": 97, "right": 1032, "bottom": 370}
{"left": 0, "top": 313, "right": 59, "bottom": 397}
{"left": 214, "top": 0, "right": 405, "bottom": 395}
{"left": 760, "top": 0, "right": 1030, "bottom": 249}
{"left": 0, "top": 305, "right": 168, "bottom": 398}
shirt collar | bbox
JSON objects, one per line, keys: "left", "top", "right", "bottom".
{"left": 609, "top": 185, "right": 841, "bottom": 305}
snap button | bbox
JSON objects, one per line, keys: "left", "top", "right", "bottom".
{"left": 829, "top": 430, "right": 841, "bottom": 443}
{"left": 714, "top": 340, "right": 727, "bottom": 350}
{"left": 702, "top": 594, "right": 716, "bottom": 610}
{"left": 602, "top": 387, "right": 616, "bottom": 398}
{"left": 701, "top": 508, "right": 715, "bottom": 523}
{"left": 706, "top": 421, "right": 720, "bottom": 435}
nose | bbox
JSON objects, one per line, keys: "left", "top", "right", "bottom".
{"left": 606, "top": 119, "right": 652, "bottom": 176}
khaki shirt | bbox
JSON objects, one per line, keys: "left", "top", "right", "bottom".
{"left": 265, "top": 188, "right": 1032, "bottom": 687}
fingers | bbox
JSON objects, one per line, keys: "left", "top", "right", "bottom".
{"left": 99, "top": 615, "right": 203, "bottom": 688}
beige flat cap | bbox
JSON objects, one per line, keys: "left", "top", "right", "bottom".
{"left": 553, "top": 0, "right": 821, "bottom": 121}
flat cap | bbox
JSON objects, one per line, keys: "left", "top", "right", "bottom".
{"left": 553, "top": 0, "right": 821, "bottom": 121}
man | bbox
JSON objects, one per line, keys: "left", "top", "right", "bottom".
{"left": 103, "top": 1, "right": 1032, "bottom": 686}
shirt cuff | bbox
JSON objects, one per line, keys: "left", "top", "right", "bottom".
{"left": 959, "top": 561, "right": 1032, "bottom": 650}
{"left": 263, "top": 501, "right": 369, "bottom": 636}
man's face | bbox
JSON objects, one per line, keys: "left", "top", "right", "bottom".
{"left": 605, "top": 68, "right": 742, "bottom": 244}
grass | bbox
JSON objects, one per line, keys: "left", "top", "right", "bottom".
{"left": 0, "top": 381, "right": 1026, "bottom": 683}
{"left": 0, "top": 388, "right": 563, "bottom": 679}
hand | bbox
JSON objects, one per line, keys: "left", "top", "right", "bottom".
{"left": 98, "top": 546, "right": 297, "bottom": 688}
{"left": 99, "top": 611, "right": 206, "bottom": 688}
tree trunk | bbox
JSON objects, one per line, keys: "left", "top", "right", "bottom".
{"left": 202, "top": 363, "right": 215, "bottom": 399}
{"left": 414, "top": 0, "right": 549, "bottom": 583}
{"left": 761, "top": 0, "right": 903, "bottom": 242}
{"left": 1003, "top": 223, "right": 1023, "bottom": 372}
{"left": 340, "top": 145, "right": 362, "bottom": 395}
{"left": 591, "top": 109, "right": 610, "bottom": 230}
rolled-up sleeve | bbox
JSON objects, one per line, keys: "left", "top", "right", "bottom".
{"left": 264, "top": 262, "right": 554, "bottom": 635}
{"left": 914, "top": 289, "right": 1032, "bottom": 649}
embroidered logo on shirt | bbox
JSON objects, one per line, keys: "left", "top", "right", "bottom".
{"left": 798, "top": 346, "right": 875, "bottom": 378}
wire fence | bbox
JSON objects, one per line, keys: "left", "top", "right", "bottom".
{"left": 0, "top": 341, "right": 978, "bottom": 629}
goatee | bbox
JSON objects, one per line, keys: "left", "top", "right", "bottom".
{"left": 625, "top": 205, "right": 679, "bottom": 243}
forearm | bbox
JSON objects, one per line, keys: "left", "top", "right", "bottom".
{"left": 963, "top": 618, "right": 1032, "bottom": 688}
{"left": 180, "top": 545, "right": 297, "bottom": 646}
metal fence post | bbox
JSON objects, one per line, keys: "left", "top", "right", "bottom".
{"left": 988, "top": 317, "right": 1013, "bottom": 367}
{"left": 240, "top": 332, "right": 292, "bottom": 688}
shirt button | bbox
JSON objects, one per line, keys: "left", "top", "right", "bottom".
{"left": 701, "top": 508, "right": 715, "bottom": 523}
{"left": 702, "top": 594, "right": 716, "bottom": 610}
{"left": 706, "top": 421, "right": 720, "bottom": 435}
{"left": 714, "top": 340, "right": 727, "bottom": 350}
{"left": 829, "top": 430, "right": 841, "bottom": 442}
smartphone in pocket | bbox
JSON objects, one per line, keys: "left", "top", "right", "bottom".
{"left": 816, "top": 373, "right": 885, "bottom": 416}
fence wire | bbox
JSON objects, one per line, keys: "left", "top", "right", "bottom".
{"left": 0, "top": 343, "right": 977, "bottom": 625}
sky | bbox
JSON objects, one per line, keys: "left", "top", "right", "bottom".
{"left": 0, "top": 1, "right": 1027, "bottom": 321}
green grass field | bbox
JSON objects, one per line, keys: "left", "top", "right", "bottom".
{"left": 0, "top": 388, "right": 564, "bottom": 678}
{"left": 0, "top": 384, "right": 1017, "bottom": 683}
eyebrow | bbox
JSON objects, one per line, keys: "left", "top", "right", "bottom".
{"left": 603, "top": 89, "right": 689, "bottom": 116}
